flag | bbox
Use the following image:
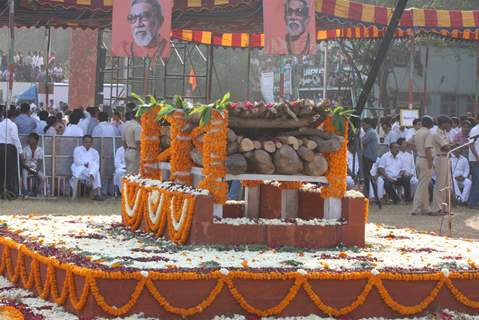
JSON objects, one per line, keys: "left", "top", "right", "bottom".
{"left": 189, "top": 67, "right": 197, "bottom": 92}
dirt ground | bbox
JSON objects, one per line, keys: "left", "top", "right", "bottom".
{"left": 0, "top": 198, "right": 477, "bottom": 239}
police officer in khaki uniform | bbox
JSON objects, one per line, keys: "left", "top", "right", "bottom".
{"left": 431, "top": 115, "right": 452, "bottom": 215}
{"left": 122, "top": 111, "right": 141, "bottom": 175}
{"left": 410, "top": 116, "right": 434, "bottom": 215}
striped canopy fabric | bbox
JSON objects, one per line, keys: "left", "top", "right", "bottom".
{"left": 33, "top": 0, "right": 256, "bottom": 11}
{"left": 5, "top": 0, "right": 479, "bottom": 47}
{"left": 317, "top": 0, "right": 479, "bottom": 29}
{"left": 34, "top": 0, "right": 479, "bottom": 30}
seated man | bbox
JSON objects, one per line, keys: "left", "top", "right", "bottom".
{"left": 398, "top": 138, "right": 418, "bottom": 199}
{"left": 21, "top": 133, "right": 44, "bottom": 196}
{"left": 451, "top": 146, "right": 471, "bottom": 204}
{"left": 70, "top": 135, "right": 103, "bottom": 200}
{"left": 346, "top": 147, "right": 359, "bottom": 190}
{"left": 113, "top": 146, "right": 126, "bottom": 193}
{"left": 369, "top": 158, "right": 384, "bottom": 201}
{"left": 378, "top": 142, "right": 412, "bottom": 204}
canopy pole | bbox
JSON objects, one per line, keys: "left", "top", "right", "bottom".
{"left": 355, "top": 0, "right": 409, "bottom": 117}
{"left": 323, "top": 44, "right": 328, "bottom": 100}
{"left": 408, "top": 38, "right": 415, "bottom": 110}
{"left": 45, "top": 27, "right": 52, "bottom": 110}
{"left": 207, "top": 46, "right": 214, "bottom": 102}
{"left": 246, "top": 46, "right": 251, "bottom": 101}
{"left": 7, "top": 0, "right": 14, "bottom": 106}
{"left": 423, "top": 45, "right": 429, "bottom": 115}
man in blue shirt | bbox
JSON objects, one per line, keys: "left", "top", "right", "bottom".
{"left": 361, "top": 118, "right": 379, "bottom": 198}
{"left": 14, "top": 103, "right": 36, "bottom": 135}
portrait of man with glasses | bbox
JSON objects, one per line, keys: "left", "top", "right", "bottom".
{"left": 112, "top": 0, "right": 171, "bottom": 58}
{"left": 284, "top": 0, "right": 314, "bottom": 55}
{"left": 263, "top": 0, "right": 315, "bottom": 55}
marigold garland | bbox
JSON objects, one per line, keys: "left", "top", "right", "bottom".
{"left": 140, "top": 106, "right": 163, "bottom": 179}
{"left": 168, "top": 110, "right": 193, "bottom": 185}
{"left": 121, "top": 178, "right": 196, "bottom": 245}
{"left": 198, "top": 110, "right": 229, "bottom": 204}
{"left": 0, "top": 238, "right": 478, "bottom": 318}
{"left": 241, "top": 180, "right": 262, "bottom": 188}
{"left": 321, "top": 116, "right": 348, "bottom": 199}
{"left": 0, "top": 306, "right": 24, "bottom": 320}
{"left": 363, "top": 198, "right": 369, "bottom": 224}
{"left": 278, "top": 181, "right": 303, "bottom": 189}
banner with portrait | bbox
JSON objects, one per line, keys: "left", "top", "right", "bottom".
{"left": 263, "top": 0, "right": 316, "bottom": 56}
{"left": 112, "top": 0, "right": 172, "bottom": 59}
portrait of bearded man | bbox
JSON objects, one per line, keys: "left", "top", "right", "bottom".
{"left": 112, "top": 0, "right": 171, "bottom": 58}
{"left": 263, "top": 0, "right": 316, "bottom": 56}
{"left": 284, "top": 0, "right": 313, "bottom": 55}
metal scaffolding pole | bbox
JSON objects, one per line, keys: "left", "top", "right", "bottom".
{"left": 355, "top": 0, "right": 409, "bottom": 116}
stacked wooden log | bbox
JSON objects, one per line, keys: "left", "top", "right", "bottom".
{"left": 228, "top": 99, "right": 329, "bottom": 129}
{"left": 190, "top": 127, "right": 342, "bottom": 176}
{"left": 158, "top": 99, "right": 340, "bottom": 177}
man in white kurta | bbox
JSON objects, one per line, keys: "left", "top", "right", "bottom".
{"left": 398, "top": 138, "right": 418, "bottom": 197}
{"left": 346, "top": 150, "right": 359, "bottom": 189}
{"left": 113, "top": 146, "right": 126, "bottom": 192}
{"left": 451, "top": 148, "right": 471, "bottom": 204}
{"left": 369, "top": 158, "right": 384, "bottom": 200}
{"left": 70, "top": 135, "right": 103, "bottom": 200}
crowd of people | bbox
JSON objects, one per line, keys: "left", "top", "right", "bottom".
{"left": 0, "top": 102, "right": 141, "bottom": 200}
{"left": 1, "top": 99, "right": 478, "bottom": 211}
{"left": 348, "top": 112, "right": 479, "bottom": 214}
{"left": 0, "top": 51, "right": 66, "bottom": 82}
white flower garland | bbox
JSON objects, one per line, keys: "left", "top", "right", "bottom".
{"left": 123, "top": 183, "right": 143, "bottom": 218}
{"left": 147, "top": 190, "right": 165, "bottom": 225}
{"left": 170, "top": 196, "right": 190, "bottom": 232}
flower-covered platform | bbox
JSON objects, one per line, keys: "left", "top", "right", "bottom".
{"left": 0, "top": 215, "right": 479, "bottom": 319}
{"left": 121, "top": 176, "right": 367, "bottom": 248}
{"left": 0, "top": 274, "right": 476, "bottom": 320}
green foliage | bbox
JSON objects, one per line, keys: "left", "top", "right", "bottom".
{"left": 327, "top": 106, "right": 358, "bottom": 135}
{"left": 155, "top": 95, "right": 191, "bottom": 121}
{"left": 131, "top": 92, "right": 162, "bottom": 118}
{"left": 189, "top": 92, "right": 231, "bottom": 127}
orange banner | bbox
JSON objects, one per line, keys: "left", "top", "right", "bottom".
{"left": 263, "top": 0, "right": 316, "bottom": 55}
{"left": 111, "top": 0, "right": 172, "bottom": 58}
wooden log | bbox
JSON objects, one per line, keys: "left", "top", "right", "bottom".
{"left": 262, "top": 141, "right": 276, "bottom": 153}
{"left": 236, "top": 135, "right": 244, "bottom": 143}
{"left": 273, "top": 145, "right": 303, "bottom": 175}
{"left": 190, "top": 148, "right": 203, "bottom": 167}
{"left": 303, "top": 155, "right": 328, "bottom": 176}
{"left": 226, "top": 154, "right": 248, "bottom": 175}
{"left": 227, "top": 142, "right": 240, "bottom": 155}
{"left": 284, "top": 128, "right": 333, "bottom": 138}
{"left": 278, "top": 136, "right": 299, "bottom": 146}
{"left": 243, "top": 151, "right": 254, "bottom": 159}
{"left": 253, "top": 140, "right": 262, "bottom": 150}
{"left": 239, "top": 138, "right": 255, "bottom": 152}
{"left": 297, "top": 146, "right": 314, "bottom": 162}
{"left": 248, "top": 150, "right": 275, "bottom": 174}
{"left": 228, "top": 129, "right": 237, "bottom": 143}
{"left": 275, "top": 141, "right": 283, "bottom": 149}
{"left": 229, "top": 116, "right": 315, "bottom": 129}
{"left": 160, "top": 135, "right": 171, "bottom": 148}
{"left": 303, "top": 138, "right": 317, "bottom": 150}
{"left": 311, "top": 136, "right": 341, "bottom": 153}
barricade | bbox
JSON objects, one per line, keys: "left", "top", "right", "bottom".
{"left": 19, "top": 134, "right": 122, "bottom": 197}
